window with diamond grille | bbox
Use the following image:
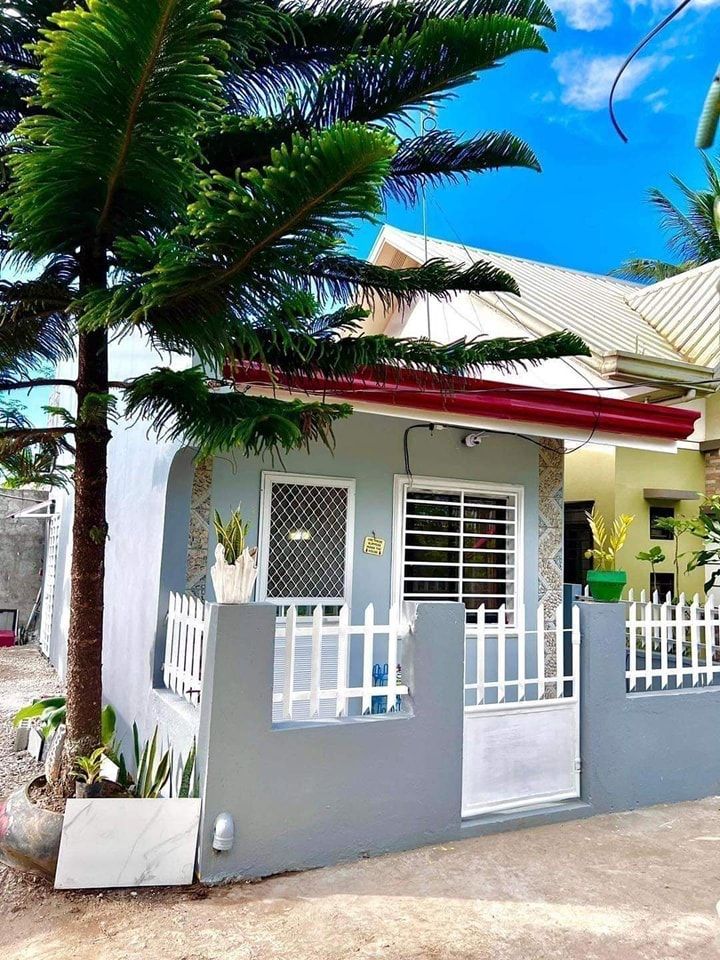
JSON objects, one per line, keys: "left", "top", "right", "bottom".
{"left": 259, "top": 474, "right": 355, "bottom": 604}
{"left": 396, "top": 477, "right": 521, "bottom": 624}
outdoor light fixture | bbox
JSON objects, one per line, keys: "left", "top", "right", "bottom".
{"left": 213, "top": 812, "right": 235, "bottom": 852}
{"left": 287, "top": 528, "right": 312, "bottom": 542}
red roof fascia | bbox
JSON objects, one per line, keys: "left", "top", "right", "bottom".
{"left": 223, "top": 362, "right": 699, "bottom": 442}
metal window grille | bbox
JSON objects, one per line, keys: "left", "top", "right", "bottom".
{"left": 260, "top": 474, "right": 354, "bottom": 604}
{"left": 399, "top": 481, "right": 519, "bottom": 622}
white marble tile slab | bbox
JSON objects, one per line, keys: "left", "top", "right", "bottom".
{"left": 55, "top": 798, "right": 201, "bottom": 889}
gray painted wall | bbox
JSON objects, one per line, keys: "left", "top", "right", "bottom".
{"left": 196, "top": 601, "right": 466, "bottom": 883}
{"left": 207, "top": 414, "right": 541, "bottom": 620}
{"left": 0, "top": 489, "right": 46, "bottom": 631}
{"left": 196, "top": 598, "right": 720, "bottom": 883}
{"left": 578, "top": 600, "right": 720, "bottom": 812}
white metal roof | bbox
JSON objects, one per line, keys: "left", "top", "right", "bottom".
{"left": 627, "top": 260, "right": 720, "bottom": 368}
{"left": 370, "top": 226, "right": 702, "bottom": 371}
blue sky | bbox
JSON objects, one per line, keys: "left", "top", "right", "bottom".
{"left": 354, "top": 0, "right": 720, "bottom": 275}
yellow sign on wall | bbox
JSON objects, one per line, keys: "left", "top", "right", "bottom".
{"left": 363, "top": 535, "right": 385, "bottom": 557}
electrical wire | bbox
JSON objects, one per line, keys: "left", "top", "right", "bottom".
{"left": 609, "top": 0, "right": 694, "bottom": 143}
{"left": 403, "top": 422, "right": 437, "bottom": 478}
{"left": 426, "top": 195, "right": 604, "bottom": 453}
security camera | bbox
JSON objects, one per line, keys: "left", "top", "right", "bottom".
{"left": 463, "top": 433, "right": 484, "bottom": 448}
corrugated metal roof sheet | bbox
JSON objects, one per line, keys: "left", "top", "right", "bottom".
{"left": 627, "top": 260, "right": 720, "bottom": 368}
{"left": 373, "top": 227, "right": 689, "bottom": 367}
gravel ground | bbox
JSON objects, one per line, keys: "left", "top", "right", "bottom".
{"left": 0, "top": 645, "right": 63, "bottom": 797}
{"left": 0, "top": 645, "right": 64, "bottom": 911}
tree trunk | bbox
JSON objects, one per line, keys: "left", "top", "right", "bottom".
{"left": 61, "top": 254, "right": 110, "bottom": 791}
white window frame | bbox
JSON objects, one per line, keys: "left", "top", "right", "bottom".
{"left": 391, "top": 474, "right": 524, "bottom": 616}
{"left": 257, "top": 472, "right": 356, "bottom": 606}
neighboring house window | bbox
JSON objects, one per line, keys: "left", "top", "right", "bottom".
{"left": 653, "top": 572, "right": 674, "bottom": 599}
{"left": 258, "top": 473, "right": 355, "bottom": 606}
{"left": 394, "top": 476, "right": 522, "bottom": 623}
{"left": 564, "top": 501, "right": 594, "bottom": 586}
{"left": 650, "top": 505, "right": 674, "bottom": 540}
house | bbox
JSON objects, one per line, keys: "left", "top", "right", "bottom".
{"left": 38, "top": 316, "right": 695, "bottom": 729}
{"left": 32, "top": 284, "right": 706, "bottom": 880}
{"left": 368, "top": 225, "right": 720, "bottom": 597}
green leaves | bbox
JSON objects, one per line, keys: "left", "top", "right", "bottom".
{"left": 0, "top": 271, "right": 75, "bottom": 377}
{"left": 230, "top": 318, "right": 589, "bottom": 381}
{"left": 309, "top": 253, "right": 521, "bottom": 305}
{"left": 4, "top": 0, "right": 227, "bottom": 256}
{"left": 387, "top": 130, "right": 540, "bottom": 205}
{"left": 613, "top": 155, "right": 720, "bottom": 281}
{"left": 302, "top": 17, "right": 547, "bottom": 130}
{"left": 119, "top": 123, "right": 397, "bottom": 352}
{"left": 124, "top": 367, "right": 352, "bottom": 457}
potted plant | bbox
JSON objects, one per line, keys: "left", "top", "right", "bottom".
{"left": 210, "top": 504, "right": 258, "bottom": 603}
{"left": 53, "top": 727, "right": 200, "bottom": 889}
{"left": 74, "top": 748, "right": 106, "bottom": 799}
{"left": 585, "top": 508, "right": 634, "bottom": 602}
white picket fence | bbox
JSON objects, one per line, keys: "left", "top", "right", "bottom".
{"left": 465, "top": 603, "right": 581, "bottom": 707}
{"left": 163, "top": 592, "right": 207, "bottom": 706}
{"left": 273, "top": 603, "right": 410, "bottom": 721}
{"left": 626, "top": 593, "right": 720, "bottom": 692}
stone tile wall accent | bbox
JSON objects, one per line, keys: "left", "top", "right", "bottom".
{"left": 186, "top": 458, "right": 213, "bottom": 599}
{"left": 705, "top": 449, "right": 720, "bottom": 497}
{"left": 538, "top": 438, "right": 564, "bottom": 616}
{"left": 538, "top": 438, "right": 564, "bottom": 678}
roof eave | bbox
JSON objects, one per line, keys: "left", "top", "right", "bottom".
{"left": 601, "top": 351, "right": 715, "bottom": 393}
{"left": 222, "top": 362, "right": 699, "bottom": 452}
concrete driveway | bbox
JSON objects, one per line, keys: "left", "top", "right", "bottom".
{"left": 3, "top": 796, "right": 720, "bottom": 959}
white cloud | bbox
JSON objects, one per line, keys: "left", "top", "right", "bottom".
{"left": 552, "top": 0, "right": 613, "bottom": 31}
{"left": 644, "top": 87, "right": 668, "bottom": 113}
{"left": 628, "top": 0, "right": 720, "bottom": 9}
{"left": 552, "top": 50, "right": 668, "bottom": 111}
{"left": 552, "top": 0, "right": 720, "bottom": 32}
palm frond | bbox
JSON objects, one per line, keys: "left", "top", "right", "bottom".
{"left": 4, "top": 0, "right": 227, "bottom": 257}
{"left": 120, "top": 124, "right": 396, "bottom": 350}
{"left": 231, "top": 319, "right": 589, "bottom": 380}
{"left": 228, "top": 0, "right": 554, "bottom": 112}
{"left": 616, "top": 159, "right": 720, "bottom": 278}
{"left": 308, "top": 253, "right": 520, "bottom": 307}
{"left": 124, "top": 367, "right": 352, "bottom": 457}
{"left": 611, "top": 258, "right": 688, "bottom": 283}
{"left": 300, "top": 17, "right": 546, "bottom": 131}
{"left": 386, "top": 130, "right": 539, "bottom": 204}
{"left": 0, "top": 273, "right": 75, "bottom": 376}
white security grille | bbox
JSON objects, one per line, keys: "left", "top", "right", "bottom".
{"left": 259, "top": 473, "right": 355, "bottom": 605}
{"left": 396, "top": 477, "right": 521, "bottom": 622}
{"left": 39, "top": 513, "right": 61, "bottom": 657}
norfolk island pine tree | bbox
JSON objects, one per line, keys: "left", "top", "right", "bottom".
{"left": 0, "top": 0, "right": 587, "bottom": 792}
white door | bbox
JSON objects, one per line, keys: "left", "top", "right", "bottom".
{"left": 462, "top": 605, "right": 581, "bottom": 816}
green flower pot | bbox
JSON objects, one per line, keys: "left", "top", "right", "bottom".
{"left": 587, "top": 569, "right": 627, "bottom": 603}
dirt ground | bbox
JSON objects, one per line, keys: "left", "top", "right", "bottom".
{"left": 3, "top": 646, "right": 720, "bottom": 960}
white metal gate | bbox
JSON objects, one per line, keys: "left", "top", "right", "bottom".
{"left": 462, "top": 603, "right": 581, "bottom": 818}
{"left": 39, "top": 513, "right": 61, "bottom": 657}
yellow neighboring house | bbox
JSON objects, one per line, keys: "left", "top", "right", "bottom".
{"left": 367, "top": 225, "right": 720, "bottom": 598}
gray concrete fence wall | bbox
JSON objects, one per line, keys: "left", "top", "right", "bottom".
{"left": 196, "top": 601, "right": 466, "bottom": 884}
{"left": 195, "top": 598, "right": 720, "bottom": 884}
{"left": 578, "top": 599, "right": 720, "bottom": 812}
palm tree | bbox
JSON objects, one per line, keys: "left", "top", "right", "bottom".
{"left": 614, "top": 154, "right": 720, "bottom": 282}
{"left": 0, "top": 0, "right": 586, "bottom": 790}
